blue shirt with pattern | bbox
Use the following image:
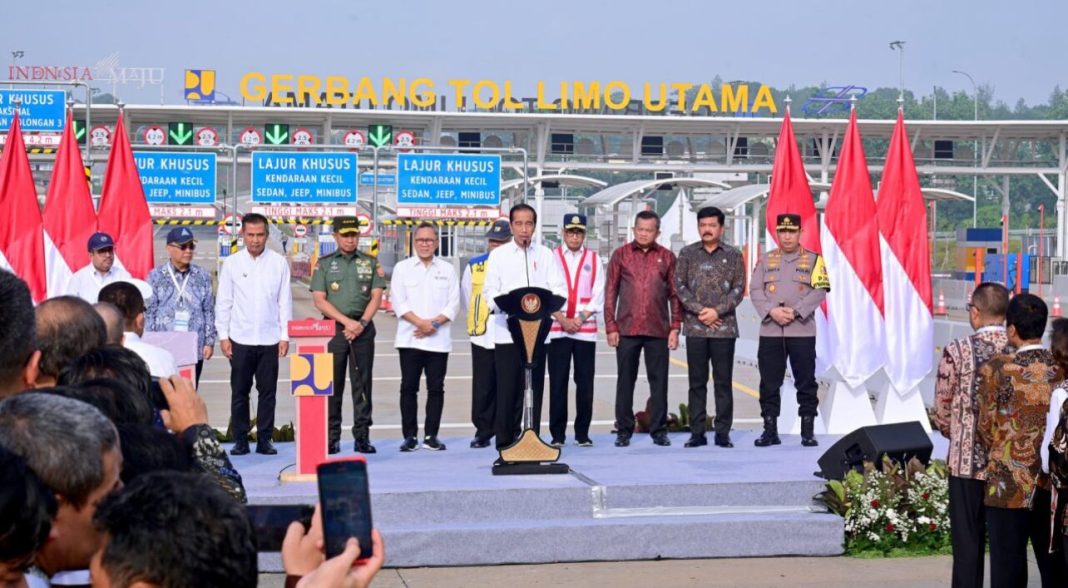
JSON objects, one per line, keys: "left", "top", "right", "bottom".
{"left": 145, "top": 262, "right": 217, "bottom": 360}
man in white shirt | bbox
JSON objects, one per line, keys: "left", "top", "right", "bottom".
{"left": 483, "top": 204, "right": 567, "bottom": 451}
{"left": 460, "top": 220, "right": 512, "bottom": 448}
{"left": 98, "top": 281, "right": 178, "bottom": 378}
{"left": 215, "top": 213, "right": 293, "bottom": 456}
{"left": 547, "top": 214, "right": 605, "bottom": 447}
{"left": 63, "top": 232, "right": 131, "bottom": 302}
{"left": 390, "top": 223, "right": 460, "bottom": 452}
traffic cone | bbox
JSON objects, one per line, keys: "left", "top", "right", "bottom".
{"left": 380, "top": 291, "right": 394, "bottom": 315}
{"left": 935, "top": 289, "right": 947, "bottom": 316}
{"left": 1054, "top": 296, "right": 1062, "bottom": 318}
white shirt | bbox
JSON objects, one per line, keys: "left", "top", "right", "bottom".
{"left": 390, "top": 256, "right": 460, "bottom": 353}
{"left": 63, "top": 264, "right": 131, "bottom": 302}
{"left": 48, "top": 570, "right": 89, "bottom": 586}
{"left": 548, "top": 246, "right": 606, "bottom": 343}
{"left": 483, "top": 241, "right": 567, "bottom": 345}
{"left": 1042, "top": 381, "right": 1068, "bottom": 474}
{"left": 215, "top": 248, "right": 293, "bottom": 345}
{"left": 123, "top": 331, "right": 178, "bottom": 377}
{"left": 461, "top": 262, "right": 494, "bottom": 350}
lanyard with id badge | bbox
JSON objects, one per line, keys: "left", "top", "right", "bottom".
{"left": 167, "top": 266, "right": 193, "bottom": 332}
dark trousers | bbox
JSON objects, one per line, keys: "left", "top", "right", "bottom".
{"left": 494, "top": 343, "right": 546, "bottom": 449}
{"left": 471, "top": 344, "right": 497, "bottom": 442}
{"left": 615, "top": 335, "right": 669, "bottom": 437}
{"left": 328, "top": 322, "right": 376, "bottom": 442}
{"left": 547, "top": 337, "right": 596, "bottom": 443}
{"left": 685, "top": 336, "right": 736, "bottom": 438}
{"left": 987, "top": 488, "right": 1064, "bottom": 588}
{"left": 195, "top": 359, "right": 204, "bottom": 387}
{"left": 948, "top": 476, "right": 986, "bottom": 588}
{"left": 229, "top": 341, "right": 279, "bottom": 444}
{"left": 398, "top": 348, "right": 448, "bottom": 440}
{"left": 757, "top": 336, "right": 818, "bottom": 418}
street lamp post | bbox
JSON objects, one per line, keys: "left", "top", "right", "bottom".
{"left": 953, "top": 70, "right": 979, "bottom": 228}
{"left": 889, "top": 41, "right": 906, "bottom": 99}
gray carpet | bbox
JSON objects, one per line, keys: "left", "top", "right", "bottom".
{"left": 243, "top": 431, "right": 947, "bottom": 569}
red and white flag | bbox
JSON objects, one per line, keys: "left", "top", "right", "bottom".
{"left": 767, "top": 109, "right": 821, "bottom": 253}
{"left": 98, "top": 113, "right": 153, "bottom": 279}
{"left": 0, "top": 112, "right": 47, "bottom": 302}
{"left": 43, "top": 112, "right": 97, "bottom": 297}
{"left": 766, "top": 108, "right": 831, "bottom": 372}
{"left": 877, "top": 111, "right": 933, "bottom": 393}
{"left": 821, "top": 108, "right": 886, "bottom": 388}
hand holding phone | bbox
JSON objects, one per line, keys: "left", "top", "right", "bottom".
{"left": 294, "top": 530, "right": 385, "bottom": 588}
{"left": 317, "top": 457, "right": 374, "bottom": 562}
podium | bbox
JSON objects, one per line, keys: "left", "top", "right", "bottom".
{"left": 493, "top": 287, "right": 569, "bottom": 475}
{"left": 280, "top": 319, "right": 336, "bottom": 483}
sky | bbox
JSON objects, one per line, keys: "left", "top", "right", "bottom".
{"left": 3, "top": 0, "right": 1064, "bottom": 107}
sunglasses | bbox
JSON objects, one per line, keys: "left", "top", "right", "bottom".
{"left": 169, "top": 242, "right": 196, "bottom": 251}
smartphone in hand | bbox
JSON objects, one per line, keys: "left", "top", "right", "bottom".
{"left": 245, "top": 504, "right": 314, "bottom": 552}
{"left": 317, "top": 457, "right": 374, "bottom": 562}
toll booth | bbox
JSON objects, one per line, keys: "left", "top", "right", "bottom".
{"left": 983, "top": 254, "right": 1032, "bottom": 292}
{"left": 954, "top": 228, "right": 1003, "bottom": 281}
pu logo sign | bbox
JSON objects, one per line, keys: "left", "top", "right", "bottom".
{"left": 184, "top": 69, "right": 216, "bottom": 102}
{"left": 291, "top": 353, "right": 334, "bottom": 397}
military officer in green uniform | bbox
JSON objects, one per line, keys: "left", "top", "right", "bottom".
{"left": 311, "top": 216, "right": 387, "bottom": 454}
{"left": 750, "top": 213, "right": 830, "bottom": 448}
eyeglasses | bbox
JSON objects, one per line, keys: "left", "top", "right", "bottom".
{"left": 414, "top": 238, "right": 436, "bottom": 244}
{"left": 169, "top": 243, "right": 196, "bottom": 251}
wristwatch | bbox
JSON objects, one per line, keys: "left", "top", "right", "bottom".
{"left": 358, "top": 318, "right": 370, "bottom": 328}
{"left": 431, "top": 320, "right": 442, "bottom": 329}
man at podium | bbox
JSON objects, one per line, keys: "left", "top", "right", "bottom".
{"left": 482, "top": 204, "right": 566, "bottom": 450}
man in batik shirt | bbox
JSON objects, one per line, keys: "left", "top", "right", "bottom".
{"left": 933, "top": 282, "right": 1009, "bottom": 588}
{"left": 977, "top": 293, "right": 1066, "bottom": 587}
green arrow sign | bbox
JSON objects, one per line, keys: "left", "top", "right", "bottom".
{"left": 72, "top": 119, "right": 87, "bottom": 144}
{"left": 368, "top": 124, "right": 392, "bottom": 148}
{"left": 169, "top": 122, "right": 193, "bottom": 145}
{"left": 265, "top": 123, "right": 290, "bottom": 145}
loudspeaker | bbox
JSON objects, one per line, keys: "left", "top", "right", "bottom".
{"left": 816, "top": 421, "right": 933, "bottom": 480}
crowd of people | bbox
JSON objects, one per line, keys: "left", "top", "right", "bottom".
{"left": 11, "top": 200, "right": 1068, "bottom": 586}
{"left": 0, "top": 267, "right": 384, "bottom": 586}
{"left": 33, "top": 205, "right": 834, "bottom": 459}
{"left": 934, "top": 284, "right": 1068, "bottom": 587}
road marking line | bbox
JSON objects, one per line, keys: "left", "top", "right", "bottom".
{"left": 668, "top": 357, "right": 760, "bottom": 400}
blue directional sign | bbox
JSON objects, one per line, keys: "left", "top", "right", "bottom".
{"left": 0, "top": 89, "right": 67, "bottom": 132}
{"left": 397, "top": 153, "right": 501, "bottom": 206}
{"left": 360, "top": 172, "right": 396, "bottom": 186}
{"left": 134, "top": 152, "right": 217, "bottom": 204}
{"left": 251, "top": 152, "right": 358, "bottom": 203}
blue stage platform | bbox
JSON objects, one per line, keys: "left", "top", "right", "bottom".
{"left": 237, "top": 432, "right": 947, "bottom": 570}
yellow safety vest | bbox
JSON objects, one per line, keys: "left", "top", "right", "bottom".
{"left": 466, "top": 255, "right": 491, "bottom": 336}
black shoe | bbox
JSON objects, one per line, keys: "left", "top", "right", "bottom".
{"left": 575, "top": 438, "right": 594, "bottom": 447}
{"left": 354, "top": 440, "right": 377, "bottom": 454}
{"left": 328, "top": 441, "right": 340, "bottom": 455}
{"left": 423, "top": 437, "right": 447, "bottom": 451}
{"left": 754, "top": 416, "right": 781, "bottom": 447}
{"left": 684, "top": 435, "right": 708, "bottom": 448}
{"left": 470, "top": 437, "right": 491, "bottom": 448}
{"left": 399, "top": 437, "right": 419, "bottom": 452}
{"left": 550, "top": 438, "right": 565, "bottom": 448}
{"left": 801, "top": 416, "right": 819, "bottom": 447}
{"left": 255, "top": 440, "right": 278, "bottom": 455}
{"left": 714, "top": 434, "right": 734, "bottom": 448}
{"left": 614, "top": 433, "right": 631, "bottom": 447}
{"left": 652, "top": 433, "right": 671, "bottom": 447}
{"left": 230, "top": 441, "right": 250, "bottom": 456}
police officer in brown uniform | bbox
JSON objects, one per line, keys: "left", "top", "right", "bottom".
{"left": 750, "top": 214, "right": 830, "bottom": 448}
